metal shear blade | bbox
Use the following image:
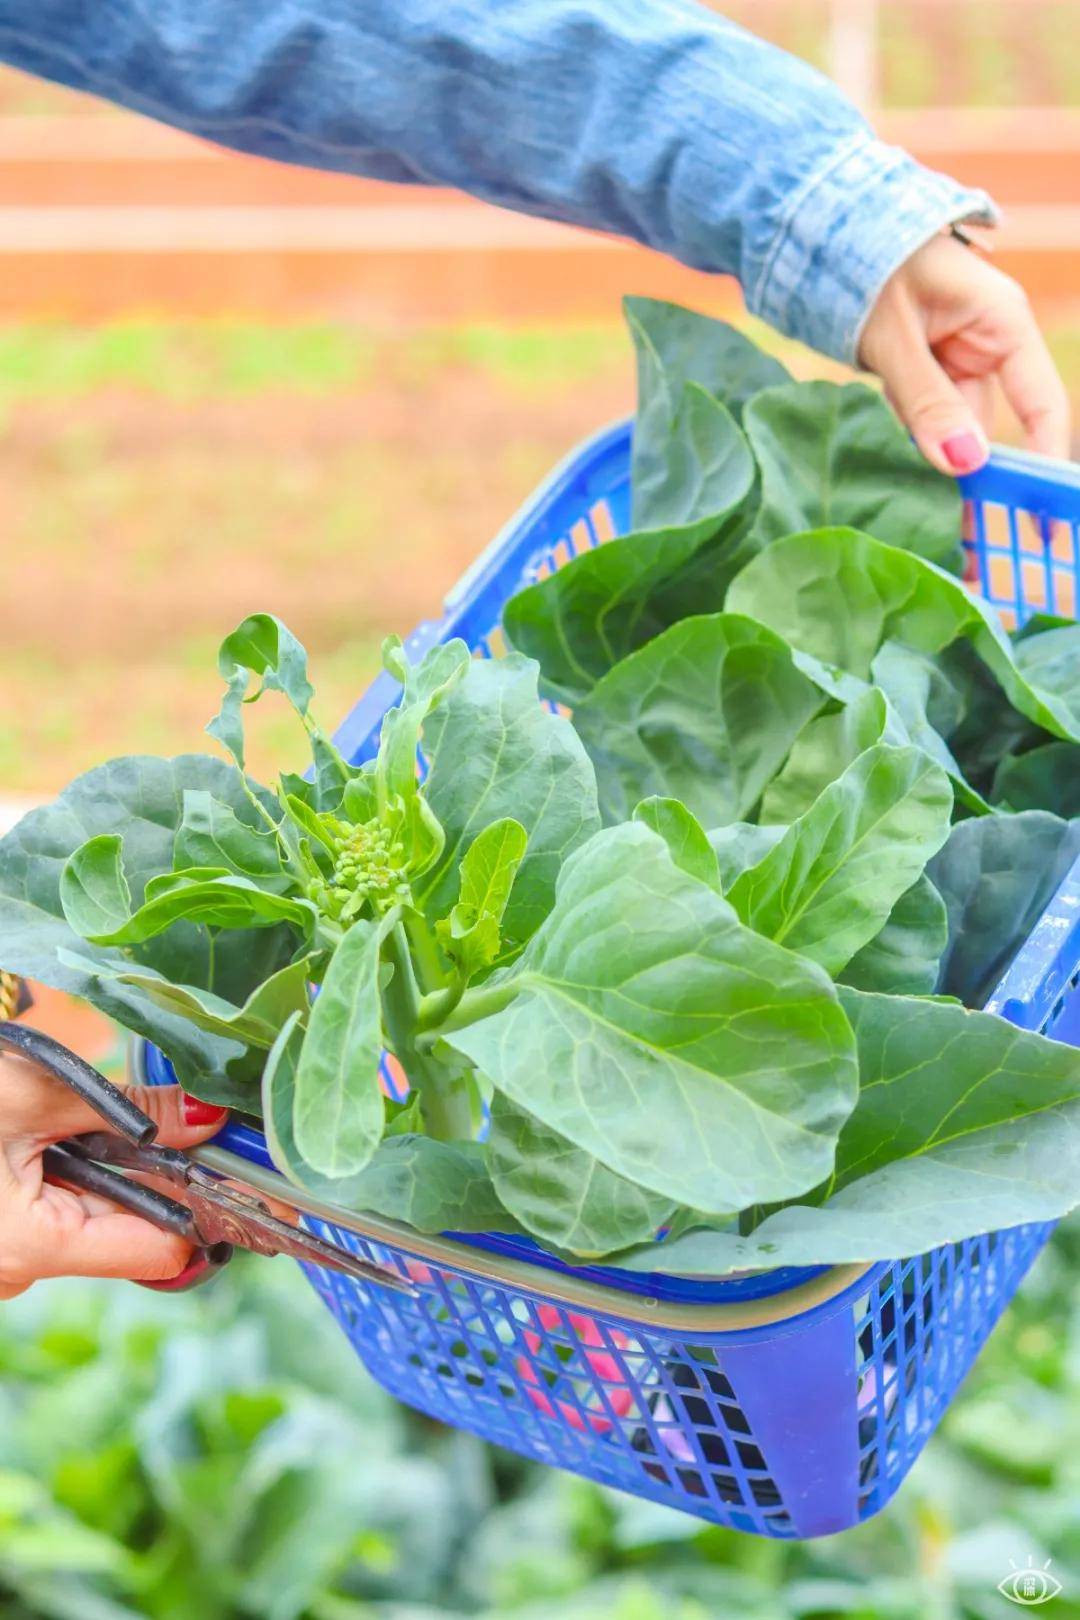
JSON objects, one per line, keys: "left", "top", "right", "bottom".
{"left": 189, "top": 1172, "right": 413, "bottom": 1288}
{"left": 57, "top": 1130, "right": 416, "bottom": 1296}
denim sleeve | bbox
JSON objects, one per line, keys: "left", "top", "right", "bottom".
{"left": 0, "top": 0, "right": 996, "bottom": 362}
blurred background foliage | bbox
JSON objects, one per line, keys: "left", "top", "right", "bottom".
{"left": 1, "top": 1221, "right": 1079, "bottom": 1620}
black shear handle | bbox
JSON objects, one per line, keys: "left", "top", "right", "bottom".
{"left": 43, "top": 1144, "right": 233, "bottom": 1292}
{"left": 0, "top": 1020, "right": 157, "bottom": 1143}
{"left": 1, "top": 1019, "right": 232, "bottom": 1292}
{"left": 42, "top": 1142, "right": 195, "bottom": 1234}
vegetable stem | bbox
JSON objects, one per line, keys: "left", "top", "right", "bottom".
{"left": 381, "top": 922, "right": 472, "bottom": 1140}
{"left": 417, "top": 975, "right": 466, "bottom": 1032}
{"left": 235, "top": 769, "right": 284, "bottom": 838}
{"left": 316, "top": 917, "right": 345, "bottom": 950}
{"left": 430, "top": 978, "right": 519, "bottom": 1035}
{"left": 381, "top": 922, "right": 422, "bottom": 1049}
{"left": 416, "top": 1062, "right": 474, "bottom": 1142}
{"left": 404, "top": 912, "right": 447, "bottom": 994}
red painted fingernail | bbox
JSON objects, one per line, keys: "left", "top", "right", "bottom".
{"left": 182, "top": 1096, "right": 229, "bottom": 1127}
{"left": 942, "top": 431, "right": 986, "bottom": 474}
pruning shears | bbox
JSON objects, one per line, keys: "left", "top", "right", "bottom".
{"left": 0, "top": 1019, "right": 414, "bottom": 1296}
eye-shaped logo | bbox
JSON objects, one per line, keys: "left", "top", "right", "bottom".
{"left": 997, "top": 1558, "right": 1063, "bottom": 1606}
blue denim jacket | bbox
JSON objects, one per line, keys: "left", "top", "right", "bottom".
{"left": 0, "top": 0, "right": 995, "bottom": 361}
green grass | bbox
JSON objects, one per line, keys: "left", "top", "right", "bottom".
{"left": 0, "top": 319, "right": 631, "bottom": 405}
{"left": 0, "top": 315, "right": 1076, "bottom": 404}
{"left": 0, "top": 321, "right": 374, "bottom": 400}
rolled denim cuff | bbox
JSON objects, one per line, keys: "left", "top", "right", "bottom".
{"left": 748, "top": 132, "right": 999, "bottom": 365}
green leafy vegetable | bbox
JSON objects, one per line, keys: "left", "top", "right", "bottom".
{"left": 446, "top": 823, "right": 858, "bottom": 1215}
{"left": 839, "top": 874, "right": 948, "bottom": 997}
{"left": 502, "top": 495, "right": 756, "bottom": 706}
{"left": 293, "top": 911, "right": 399, "bottom": 1178}
{"left": 629, "top": 379, "right": 757, "bottom": 537}
{"left": 62, "top": 856, "right": 315, "bottom": 947}
{"left": 0, "top": 754, "right": 296, "bottom": 1100}
{"left": 415, "top": 653, "right": 600, "bottom": 949}
{"left": 993, "top": 742, "right": 1080, "bottom": 816}
{"left": 263, "top": 1012, "right": 348, "bottom": 1194}
{"left": 503, "top": 298, "right": 770, "bottom": 705}
{"left": 1013, "top": 621, "right": 1080, "bottom": 733}
{"left": 503, "top": 418, "right": 758, "bottom": 709}
{"left": 58, "top": 834, "right": 132, "bottom": 940}
{"left": 435, "top": 817, "right": 528, "bottom": 980}
{"left": 375, "top": 635, "right": 469, "bottom": 820}
{"left": 869, "top": 641, "right": 992, "bottom": 812}
{"left": 337, "top": 1134, "right": 516, "bottom": 1234}
{"left": 929, "top": 811, "right": 1080, "bottom": 1008}
{"left": 728, "top": 745, "right": 953, "bottom": 975}
{"left": 707, "top": 822, "right": 787, "bottom": 890}
{"left": 487, "top": 1092, "right": 676, "bottom": 1254}
{"left": 744, "top": 380, "right": 964, "bottom": 568}
{"left": 611, "top": 989, "right": 1080, "bottom": 1273}
{"left": 829, "top": 986, "right": 1080, "bottom": 1189}
{"left": 209, "top": 611, "right": 360, "bottom": 809}
{"left": 174, "top": 789, "right": 290, "bottom": 888}
{"left": 264, "top": 1013, "right": 512, "bottom": 1231}
{"left": 625, "top": 294, "right": 790, "bottom": 444}
{"left": 571, "top": 613, "right": 824, "bottom": 826}
{"left": 632, "top": 797, "right": 720, "bottom": 891}
{"left": 4, "top": 298, "right": 1080, "bottom": 1272}
{"left": 62, "top": 951, "right": 313, "bottom": 1051}
{"left": 759, "top": 686, "right": 892, "bottom": 824}
{"left": 935, "top": 637, "right": 1047, "bottom": 791}
{"left": 727, "top": 526, "right": 1080, "bottom": 742}
{"left": 209, "top": 612, "right": 315, "bottom": 770}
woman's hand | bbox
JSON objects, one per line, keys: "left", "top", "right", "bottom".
{"left": 0, "top": 1049, "right": 227, "bottom": 1299}
{"left": 860, "top": 232, "right": 1071, "bottom": 476}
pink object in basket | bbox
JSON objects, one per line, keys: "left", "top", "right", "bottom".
{"left": 518, "top": 1304, "right": 635, "bottom": 1434}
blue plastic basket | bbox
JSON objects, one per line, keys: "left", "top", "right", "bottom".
{"left": 152, "top": 426, "right": 1080, "bottom": 1539}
